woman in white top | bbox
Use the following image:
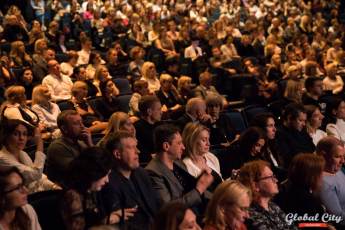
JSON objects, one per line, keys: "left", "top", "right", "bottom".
{"left": 60, "top": 51, "right": 79, "bottom": 77}
{"left": 31, "top": 85, "right": 61, "bottom": 139}
{"left": 140, "top": 62, "right": 160, "bottom": 94}
{"left": 326, "top": 97, "right": 345, "bottom": 144}
{"left": 0, "top": 119, "right": 57, "bottom": 193}
{"left": 0, "top": 86, "right": 39, "bottom": 128}
{"left": 305, "top": 105, "right": 327, "bottom": 145}
{"left": 0, "top": 167, "right": 41, "bottom": 230}
{"left": 323, "top": 63, "right": 344, "bottom": 94}
{"left": 182, "top": 123, "right": 222, "bottom": 192}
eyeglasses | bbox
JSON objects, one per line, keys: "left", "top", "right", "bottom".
{"left": 257, "top": 174, "right": 277, "bottom": 182}
{"left": 4, "top": 183, "right": 26, "bottom": 194}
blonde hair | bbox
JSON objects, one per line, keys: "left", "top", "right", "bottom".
{"left": 10, "top": 41, "right": 32, "bottom": 66}
{"left": 182, "top": 122, "right": 209, "bottom": 157}
{"left": 72, "top": 81, "right": 88, "bottom": 96}
{"left": 159, "top": 73, "right": 173, "bottom": 83}
{"left": 177, "top": 76, "right": 192, "bottom": 91}
{"left": 94, "top": 65, "right": 108, "bottom": 82}
{"left": 204, "top": 180, "right": 251, "bottom": 230}
{"left": 141, "top": 62, "right": 156, "bottom": 80}
{"left": 34, "top": 38, "right": 48, "bottom": 54}
{"left": 32, "top": 85, "right": 49, "bottom": 105}
{"left": 284, "top": 80, "right": 303, "bottom": 103}
{"left": 4, "top": 85, "right": 26, "bottom": 104}
{"left": 102, "top": 112, "right": 131, "bottom": 144}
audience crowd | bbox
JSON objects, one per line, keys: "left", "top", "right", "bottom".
{"left": 0, "top": 0, "right": 344, "bottom": 229}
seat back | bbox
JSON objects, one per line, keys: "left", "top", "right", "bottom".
{"left": 29, "top": 190, "right": 65, "bottom": 230}
{"left": 113, "top": 78, "right": 132, "bottom": 95}
{"left": 242, "top": 105, "right": 269, "bottom": 126}
{"left": 225, "top": 110, "right": 247, "bottom": 133}
{"left": 116, "top": 95, "right": 132, "bottom": 113}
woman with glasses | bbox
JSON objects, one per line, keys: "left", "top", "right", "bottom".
{"left": 203, "top": 180, "right": 251, "bottom": 230}
{"left": 0, "top": 167, "right": 41, "bottom": 229}
{"left": 238, "top": 160, "right": 297, "bottom": 230}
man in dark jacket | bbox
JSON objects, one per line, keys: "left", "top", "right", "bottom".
{"left": 101, "top": 131, "right": 160, "bottom": 230}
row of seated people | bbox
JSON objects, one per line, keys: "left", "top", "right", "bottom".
{"left": 1, "top": 86, "right": 345, "bottom": 227}
{"left": 0, "top": 111, "right": 344, "bottom": 229}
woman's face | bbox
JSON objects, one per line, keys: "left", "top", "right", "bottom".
{"left": 266, "top": 117, "right": 276, "bottom": 140}
{"left": 224, "top": 193, "right": 250, "bottom": 227}
{"left": 3, "top": 172, "right": 28, "bottom": 210}
{"left": 310, "top": 108, "right": 324, "bottom": 129}
{"left": 99, "top": 68, "right": 109, "bottom": 80}
{"left": 41, "top": 86, "right": 52, "bottom": 101}
{"left": 327, "top": 145, "right": 345, "bottom": 174}
{"left": 161, "top": 78, "right": 173, "bottom": 91}
{"left": 93, "top": 54, "right": 102, "bottom": 65}
{"left": 147, "top": 65, "right": 157, "bottom": 79}
{"left": 7, "top": 124, "right": 28, "bottom": 151}
{"left": 336, "top": 101, "right": 345, "bottom": 120}
{"left": 106, "top": 81, "right": 117, "bottom": 95}
{"left": 256, "top": 166, "right": 279, "bottom": 197}
{"left": 178, "top": 209, "right": 200, "bottom": 230}
{"left": 182, "top": 80, "right": 192, "bottom": 90}
{"left": 22, "top": 70, "right": 33, "bottom": 84}
{"left": 207, "top": 105, "right": 221, "bottom": 120}
{"left": 90, "top": 171, "right": 110, "bottom": 191}
{"left": 196, "top": 130, "right": 210, "bottom": 155}
{"left": 76, "top": 67, "right": 87, "bottom": 81}
{"left": 121, "top": 118, "right": 136, "bottom": 137}
{"left": 251, "top": 138, "right": 265, "bottom": 156}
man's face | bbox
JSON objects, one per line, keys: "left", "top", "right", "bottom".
{"left": 44, "top": 49, "right": 56, "bottom": 61}
{"left": 167, "top": 133, "right": 185, "bottom": 160}
{"left": 63, "top": 114, "right": 84, "bottom": 138}
{"left": 149, "top": 102, "right": 162, "bottom": 122}
{"left": 118, "top": 137, "right": 140, "bottom": 170}
{"left": 311, "top": 80, "right": 323, "bottom": 96}
{"left": 289, "top": 112, "right": 306, "bottom": 132}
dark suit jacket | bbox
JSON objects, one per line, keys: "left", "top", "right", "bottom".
{"left": 101, "top": 167, "right": 160, "bottom": 230}
{"left": 145, "top": 157, "right": 202, "bottom": 208}
{"left": 175, "top": 113, "right": 194, "bottom": 131}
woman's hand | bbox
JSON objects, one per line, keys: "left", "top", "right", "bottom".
{"left": 109, "top": 207, "right": 138, "bottom": 224}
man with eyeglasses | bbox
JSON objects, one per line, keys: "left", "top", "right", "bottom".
{"left": 238, "top": 160, "right": 298, "bottom": 230}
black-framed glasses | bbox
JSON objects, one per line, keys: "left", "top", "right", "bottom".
{"left": 4, "top": 183, "right": 26, "bottom": 194}
{"left": 257, "top": 174, "right": 277, "bottom": 182}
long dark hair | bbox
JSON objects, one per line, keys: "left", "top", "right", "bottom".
{"left": 152, "top": 202, "right": 189, "bottom": 230}
{"left": 0, "top": 167, "right": 30, "bottom": 230}
{"left": 0, "top": 119, "right": 33, "bottom": 148}
{"left": 238, "top": 127, "right": 266, "bottom": 156}
{"left": 66, "top": 147, "right": 113, "bottom": 193}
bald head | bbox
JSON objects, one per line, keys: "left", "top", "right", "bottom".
{"left": 186, "top": 97, "right": 206, "bottom": 119}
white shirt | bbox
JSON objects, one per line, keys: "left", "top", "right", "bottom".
{"left": 32, "top": 103, "right": 61, "bottom": 138}
{"left": 77, "top": 49, "right": 91, "bottom": 66}
{"left": 184, "top": 45, "right": 203, "bottom": 61}
{"left": 323, "top": 75, "right": 344, "bottom": 94}
{"left": 3, "top": 104, "right": 38, "bottom": 125}
{"left": 0, "top": 204, "right": 41, "bottom": 230}
{"left": 310, "top": 129, "right": 327, "bottom": 146}
{"left": 183, "top": 152, "right": 222, "bottom": 179}
{"left": 42, "top": 73, "right": 73, "bottom": 101}
{"left": 60, "top": 62, "right": 74, "bottom": 77}
{"left": 327, "top": 118, "right": 345, "bottom": 144}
